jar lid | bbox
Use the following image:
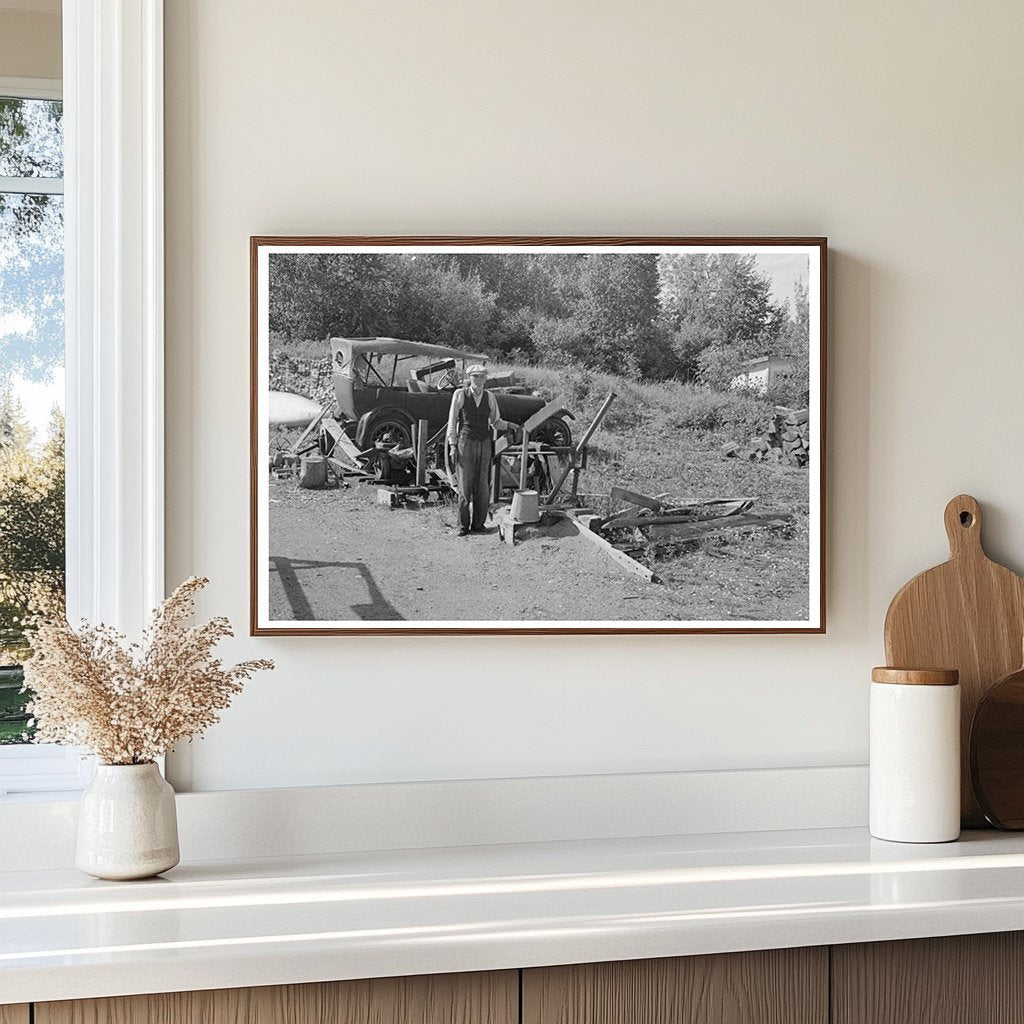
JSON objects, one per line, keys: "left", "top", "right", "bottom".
{"left": 871, "top": 667, "right": 959, "bottom": 686}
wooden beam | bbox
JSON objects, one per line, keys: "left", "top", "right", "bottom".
{"left": 642, "top": 513, "right": 792, "bottom": 542}
{"left": 523, "top": 394, "right": 568, "bottom": 434}
{"left": 332, "top": 426, "right": 367, "bottom": 465}
{"left": 519, "top": 429, "right": 531, "bottom": 491}
{"left": 546, "top": 392, "right": 617, "bottom": 504}
{"left": 288, "top": 400, "right": 331, "bottom": 455}
{"left": 569, "top": 514, "right": 659, "bottom": 584}
{"left": 609, "top": 485, "right": 663, "bottom": 511}
{"left": 415, "top": 418, "right": 428, "bottom": 487}
{"left": 607, "top": 501, "right": 757, "bottom": 530}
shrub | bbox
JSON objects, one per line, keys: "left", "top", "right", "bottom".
{"left": 554, "top": 365, "right": 596, "bottom": 407}
{"left": 652, "top": 385, "right": 769, "bottom": 436}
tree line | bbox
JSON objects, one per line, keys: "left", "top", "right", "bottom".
{"left": 268, "top": 251, "right": 809, "bottom": 399}
{"left": 0, "top": 393, "right": 64, "bottom": 665}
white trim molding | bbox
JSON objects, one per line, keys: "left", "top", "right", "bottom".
{"left": 0, "top": 744, "right": 91, "bottom": 798}
{"left": 0, "top": 765, "right": 870, "bottom": 869}
{"left": 63, "top": 0, "right": 164, "bottom": 633}
{"left": 0, "top": 175, "right": 64, "bottom": 195}
{"left": 0, "top": 75, "right": 62, "bottom": 100}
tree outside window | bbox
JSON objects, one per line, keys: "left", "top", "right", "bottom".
{"left": 0, "top": 93, "right": 65, "bottom": 744}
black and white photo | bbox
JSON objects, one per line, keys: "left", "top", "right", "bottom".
{"left": 251, "top": 237, "right": 825, "bottom": 634}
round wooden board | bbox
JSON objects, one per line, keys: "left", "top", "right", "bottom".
{"left": 971, "top": 664, "right": 1024, "bottom": 829}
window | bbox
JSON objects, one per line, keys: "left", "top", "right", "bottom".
{"left": 0, "top": 79, "right": 83, "bottom": 795}
{"left": 0, "top": 5, "right": 166, "bottom": 797}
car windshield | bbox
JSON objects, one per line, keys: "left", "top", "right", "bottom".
{"left": 350, "top": 353, "right": 466, "bottom": 390}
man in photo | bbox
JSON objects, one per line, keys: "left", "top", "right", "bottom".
{"left": 446, "top": 364, "right": 517, "bottom": 536}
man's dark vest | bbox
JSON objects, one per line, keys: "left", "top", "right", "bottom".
{"left": 459, "top": 389, "right": 491, "bottom": 442}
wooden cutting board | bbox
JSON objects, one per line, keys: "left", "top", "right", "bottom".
{"left": 884, "top": 494, "right": 1024, "bottom": 826}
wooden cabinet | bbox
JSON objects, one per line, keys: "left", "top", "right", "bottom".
{"left": 832, "top": 932, "right": 1024, "bottom": 1024}
{"left": 522, "top": 948, "right": 828, "bottom": 1024}
{"left": 13, "top": 933, "right": 1024, "bottom": 1024}
{"left": 34, "top": 972, "right": 517, "bottom": 1024}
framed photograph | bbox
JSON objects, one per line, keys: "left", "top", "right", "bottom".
{"left": 250, "top": 236, "right": 826, "bottom": 635}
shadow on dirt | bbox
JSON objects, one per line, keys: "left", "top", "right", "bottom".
{"left": 270, "top": 556, "right": 404, "bottom": 621}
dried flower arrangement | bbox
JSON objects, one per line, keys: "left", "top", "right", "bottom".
{"left": 23, "top": 577, "right": 273, "bottom": 765}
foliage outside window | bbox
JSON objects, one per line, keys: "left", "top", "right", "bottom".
{"left": 0, "top": 94, "right": 65, "bottom": 745}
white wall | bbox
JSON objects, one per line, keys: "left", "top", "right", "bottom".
{"left": 0, "top": 7, "right": 61, "bottom": 80}
{"left": 164, "top": 0, "right": 1024, "bottom": 792}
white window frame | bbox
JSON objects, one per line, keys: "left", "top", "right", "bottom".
{"left": 0, "top": 0, "right": 165, "bottom": 797}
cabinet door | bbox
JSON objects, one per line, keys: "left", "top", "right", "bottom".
{"left": 832, "top": 932, "right": 1024, "bottom": 1024}
{"left": 36, "top": 971, "right": 517, "bottom": 1024}
{"left": 0, "top": 1007, "right": 29, "bottom": 1024}
{"left": 523, "top": 948, "right": 828, "bottom": 1024}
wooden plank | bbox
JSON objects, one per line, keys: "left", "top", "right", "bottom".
{"left": 643, "top": 513, "right": 792, "bottom": 542}
{"left": 319, "top": 418, "right": 363, "bottom": 470}
{"left": 832, "top": 933, "right": 1024, "bottom": 1024}
{"left": 523, "top": 949, "right": 827, "bottom": 1024}
{"left": 519, "top": 428, "right": 531, "bottom": 490}
{"left": 386, "top": 484, "right": 448, "bottom": 495}
{"left": 604, "top": 512, "right": 725, "bottom": 530}
{"left": 287, "top": 400, "right": 331, "bottom": 454}
{"left": 37, "top": 972, "right": 518, "bottom": 1024}
{"left": 332, "top": 426, "right": 367, "bottom": 464}
{"left": 606, "top": 503, "right": 759, "bottom": 531}
{"left": 522, "top": 393, "right": 568, "bottom": 434}
{"left": 0, "top": 1007, "right": 29, "bottom": 1024}
{"left": 609, "top": 485, "right": 663, "bottom": 511}
{"left": 325, "top": 456, "right": 368, "bottom": 479}
{"left": 415, "top": 418, "right": 429, "bottom": 487}
{"left": 569, "top": 513, "right": 659, "bottom": 583}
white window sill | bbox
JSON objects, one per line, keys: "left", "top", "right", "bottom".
{"left": 0, "top": 789, "right": 86, "bottom": 804}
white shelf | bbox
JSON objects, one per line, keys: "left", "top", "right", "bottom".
{"left": 5, "top": 826, "right": 1024, "bottom": 1004}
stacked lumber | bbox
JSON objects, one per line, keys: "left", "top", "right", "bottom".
{"left": 724, "top": 407, "right": 810, "bottom": 467}
{"left": 592, "top": 486, "right": 792, "bottom": 547}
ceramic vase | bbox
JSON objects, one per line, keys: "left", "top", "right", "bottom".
{"left": 76, "top": 762, "right": 180, "bottom": 880}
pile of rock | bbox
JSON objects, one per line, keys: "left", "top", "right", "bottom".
{"left": 723, "top": 407, "right": 810, "bottom": 467}
{"left": 269, "top": 351, "right": 334, "bottom": 404}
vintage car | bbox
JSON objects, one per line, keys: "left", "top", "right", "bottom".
{"left": 330, "top": 337, "right": 574, "bottom": 449}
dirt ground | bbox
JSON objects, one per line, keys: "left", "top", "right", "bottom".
{"left": 269, "top": 481, "right": 707, "bottom": 623}
{"left": 267, "top": 480, "right": 807, "bottom": 623}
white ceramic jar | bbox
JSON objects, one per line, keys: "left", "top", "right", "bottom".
{"left": 870, "top": 667, "right": 961, "bottom": 843}
{"left": 76, "top": 762, "right": 180, "bottom": 880}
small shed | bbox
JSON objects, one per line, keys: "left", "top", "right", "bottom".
{"left": 730, "top": 354, "right": 793, "bottom": 394}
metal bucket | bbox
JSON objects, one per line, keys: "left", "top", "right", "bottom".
{"left": 511, "top": 489, "right": 540, "bottom": 523}
{"left": 298, "top": 454, "right": 328, "bottom": 489}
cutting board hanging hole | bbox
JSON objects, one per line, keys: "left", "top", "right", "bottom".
{"left": 944, "top": 494, "right": 983, "bottom": 555}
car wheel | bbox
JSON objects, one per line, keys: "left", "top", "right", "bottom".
{"left": 364, "top": 415, "right": 413, "bottom": 449}
{"left": 535, "top": 416, "right": 572, "bottom": 449}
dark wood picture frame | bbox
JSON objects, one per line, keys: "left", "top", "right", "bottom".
{"left": 250, "top": 236, "right": 827, "bottom": 636}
